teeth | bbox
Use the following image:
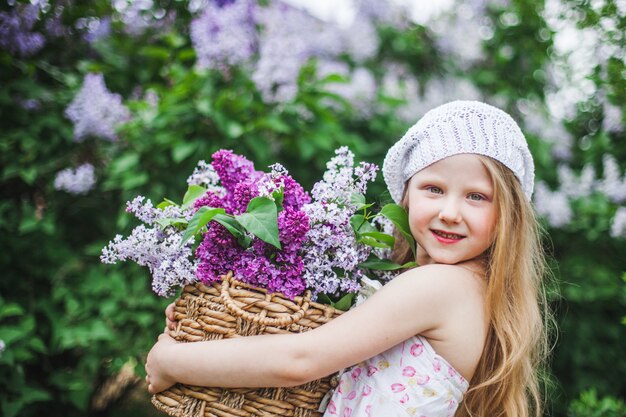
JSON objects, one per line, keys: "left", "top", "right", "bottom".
{"left": 434, "top": 230, "right": 463, "bottom": 239}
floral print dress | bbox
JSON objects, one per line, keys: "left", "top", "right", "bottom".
{"left": 322, "top": 335, "right": 469, "bottom": 417}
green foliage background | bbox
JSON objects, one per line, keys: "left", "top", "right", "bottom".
{"left": 0, "top": 0, "right": 624, "bottom": 416}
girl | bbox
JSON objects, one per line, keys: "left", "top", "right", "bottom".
{"left": 146, "top": 101, "right": 552, "bottom": 417}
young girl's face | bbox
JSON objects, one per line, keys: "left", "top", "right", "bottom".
{"left": 406, "top": 154, "right": 497, "bottom": 266}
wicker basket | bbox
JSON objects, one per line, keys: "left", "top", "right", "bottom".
{"left": 151, "top": 272, "right": 343, "bottom": 417}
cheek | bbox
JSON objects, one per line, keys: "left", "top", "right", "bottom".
{"left": 476, "top": 210, "right": 497, "bottom": 241}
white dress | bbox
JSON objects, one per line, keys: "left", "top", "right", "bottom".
{"left": 322, "top": 335, "right": 469, "bottom": 417}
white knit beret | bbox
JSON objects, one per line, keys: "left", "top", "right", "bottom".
{"left": 383, "top": 100, "right": 534, "bottom": 203}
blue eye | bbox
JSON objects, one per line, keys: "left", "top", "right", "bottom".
{"left": 426, "top": 186, "right": 443, "bottom": 194}
{"left": 468, "top": 193, "right": 485, "bottom": 201}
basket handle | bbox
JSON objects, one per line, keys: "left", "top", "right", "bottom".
{"left": 220, "top": 273, "right": 311, "bottom": 327}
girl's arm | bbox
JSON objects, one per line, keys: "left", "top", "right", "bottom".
{"left": 146, "top": 263, "right": 475, "bottom": 393}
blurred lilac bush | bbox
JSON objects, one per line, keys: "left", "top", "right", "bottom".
{"left": 1, "top": 0, "right": 625, "bottom": 416}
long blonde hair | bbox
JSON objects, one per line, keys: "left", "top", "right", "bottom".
{"left": 393, "top": 156, "right": 553, "bottom": 417}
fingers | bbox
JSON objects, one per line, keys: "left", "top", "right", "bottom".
{"left": 165, "top": 302, "right": 177, "bottom": 331}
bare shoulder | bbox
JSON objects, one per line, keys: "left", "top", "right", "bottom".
{"left": 390, "top": 263, "right": 486, "bottom": 304}
{"left": 399, "top": 264, "right": 488, "bottom": 381}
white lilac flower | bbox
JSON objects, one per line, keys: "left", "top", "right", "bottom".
{"left": 598, "top": 155, "right": 626, "bottom": 204}
{"left": 125, "top": 196, "right": 194, "bottom": 225}
{"left": 610, "top": 207, "right": 626, "bottom": 239}
{"left": 380, "top": 64, "right": 418, "bottom": 100}
{"left": 112, "top": 0, "right": 174, "bottom": 36}
{"left": 429, "top": 5, "right": 487, "bottom": 68}
{"left": 323, "top": 67, "right": 378, "bottom": 117}
{"left": 602, "top": 101, "right": 623, "bottom": 133}
{"left": 557, "top": 164, "right": 595, "bottom": 199}
{"left": 341, "top": 14, "right": 379, "bottom": 63}
{"left": 355, "top": 276, "right": 383, "bottom": 306}
{"left": 355, "top": 0, "right": 409, "bottom": 28}
{"left": 186, "top": 160, "right": 225, "bottom": 196}
{"left": 369, "top": 215, "right": 397, "bottom": 282}
{"left": 301, "top": 147, "right": 379, "bottom": 298}
{"left": 101, "top": 225, "right": 197, "bottom": 297}
{"left": 0, "top": 339, "right": 5, "bottom": 357}
{"left": 256, "top": 163, "right": 290, "bottom": 200}
{"left": 54, "top": 163, "right": 96, "bottom": 195}
{"left": 519, "top": 99, "right": 573, "bottom": 161}
{"left": 253, "top": 3, "right": 343, "bottom": 103}
{"left": 65, "top": 73, "right": 131, "bottom": 142}
{"left": 190, "top": 0, "right": 256, "bottom": 70}
{"left": 533, "top": 182, "right": 573, "bottom": 228}
{"left": 397, "top": 77, "right": 481, "bottom": 123}
{"left": 252, "top": 5, "right": 309, "bottom": 103}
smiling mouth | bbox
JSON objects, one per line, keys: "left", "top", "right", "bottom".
{"left": 431, "top": 229, "right": 466, "bottom": 240}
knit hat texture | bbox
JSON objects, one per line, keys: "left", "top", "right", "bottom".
{"left": 383, "top": 100, "right": 534, "bottom": 203}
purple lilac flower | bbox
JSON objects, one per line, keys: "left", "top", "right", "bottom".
{"left": 65, "top": 73, "right": 131, "bottom": 141}
{"left": 190, "top": 0, "right": 257, "bottom": 70}
{"left": 195, "top": 222, "right": 245, "bottom": 283}
{"left": 44, "top": 7, "right": 68, "bottom": 38}
{"left": 211, "top": 149, "right": 261, "bottom": 193}
{"left": 193, "top": 153, "right": 311, "bottom": 298}
{"left": 231, "top": 207, "right": 309, "bottom": 298}
{"left": 81, "top": 16, "right": 111, "bottom": 43}
{"left": 54, "top": 163, "right": 97, "bottom": 195}
{"left": 0, "top": 4, "right": 45, "bottom": 57}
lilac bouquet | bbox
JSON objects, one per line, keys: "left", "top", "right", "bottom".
{"left": 101, "top": 148, "right": 416, "bottom": 309}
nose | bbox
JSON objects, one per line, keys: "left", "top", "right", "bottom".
{"left": 438, "top": 198, "right": 462, "bottom": 224}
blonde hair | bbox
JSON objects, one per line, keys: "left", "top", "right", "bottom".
{"left": 393, "top": 156, "right": 553, "bottom": 417}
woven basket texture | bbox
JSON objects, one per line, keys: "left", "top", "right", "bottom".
{"left": 151, "top": 272, "right": 343, "bottom": 417}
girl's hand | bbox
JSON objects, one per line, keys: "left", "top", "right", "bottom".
{"left": 145, "top": 331, "right": 178, "bottom": 394}
{"left": 165, "top": 302, "right": 177, "bottom": 331}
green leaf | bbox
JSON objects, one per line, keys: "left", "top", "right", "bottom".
{"left": 350, "top": 193, "right": 366, "bottom": 207}
{"left": 358, "top": 236, "right": 392, "bottom": 249}
{"left": 350, "top": 193, "right": 374, "bottom": 212}
{"left": 110, "top": 153, "right": 139, "bottom": 175}
{"left": 181, "top": 207, "right": 225, "bottom": 245}
{"left": 359, "top": 255, "right": 416, "bottom": 271}
{"left": 359, "top": 231, "right": 395, "bottom": 248}
{"left": 172, "top": 142, "right": 199, "bottom": 163}
{"left": 380, "top": 204, "right": 416, "bottom": 257}
{"left": 315, "top": 293, "right": 333, "bottom": 305}
{"left": 350, "top": 215, "right": 377, "bottom": 235}
{"left": 155, "top": 217, "right": 188, "bottom": 229}
{"left": 0, "top": 303, "right": 24, "bottom": 319}
{"left": 156, "top": 199, "right": 176, "bottom": 210}
{"left": 272, "top": 187, "right": 284, "bottom": 212}
{"left": 333, "top": 293, "right": 354, "bottom": 311}
{"left": 235, "top": 197, "right": 281, "bottom": 249}
{"left": 213, "top": 214, "right": 252, "bottom": 248}
{"left": 181, "top": 185, "right": 207, "bottom": 210}
{"left": 121, "top": 172, "right": 148, "bottom": 190}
